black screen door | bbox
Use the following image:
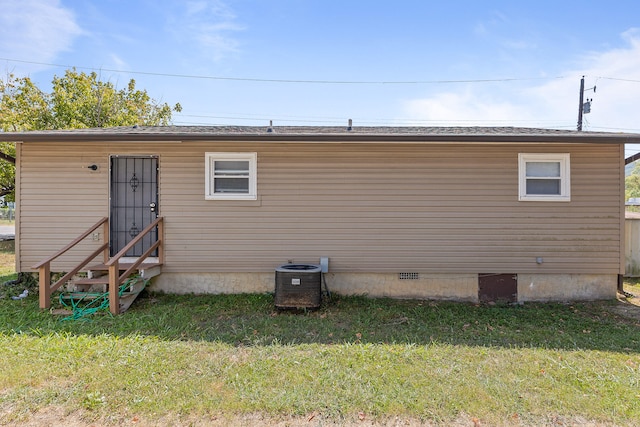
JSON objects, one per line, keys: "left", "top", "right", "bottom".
{"left": 110, "top": 156, "right": 159, "bottom": 257}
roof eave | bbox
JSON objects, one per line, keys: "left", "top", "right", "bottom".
{"left": 3, "top": 132, "right": 640, "bottom": 144}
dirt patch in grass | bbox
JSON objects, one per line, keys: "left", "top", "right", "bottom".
{"left": 607, "top": 288, "right": 640, "bottom": 323}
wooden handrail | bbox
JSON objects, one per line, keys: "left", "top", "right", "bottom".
{"left": 34, "top": 216, "right": 163, "bottom": 315}
{"left": 32, "top": 217, "right": 108, "bottom": 269}
{"left": 49, "top": 243, "right": 109, "bottom": 294}
{"left": 105, "top": 217, "right": 163, "bottom": 266}
{"left": 33, "top": 217, "right": 109, "bottom": 310}
{"left": 106, "top": 217, "right": 163, "bottom": 315}
{"left": 118, "top": 240, "right": 161, "bottom": 281}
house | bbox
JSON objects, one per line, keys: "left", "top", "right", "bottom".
{"left": 3, "top": 125, "right": 639, "bottom": 312}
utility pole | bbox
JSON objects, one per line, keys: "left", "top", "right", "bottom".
{"left": 577, "top": 76, "right": 596, "bottom": 131}
{"left": 577, "top": 76, "right": 585, "bottom": 131}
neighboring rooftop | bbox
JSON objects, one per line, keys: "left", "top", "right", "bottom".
{"left": 2, "top": 125, "right": 640, "bottom": 143}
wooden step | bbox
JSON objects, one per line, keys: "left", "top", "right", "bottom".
{"left": 74, "top": 277, "right": 109, "bottom": 286}
{"left": 86, "top": 262, "right": 162, "bottom": 272}
{"left": 72, "top": 277, "right": 109, "bottom": 293}
{"left": 86, "top": 262, "right": 163, "bottom": 280}
{"left": 72, "top": 276, "right": 141, "bottom": 293}
{"left": 60, "top": 292, "right": 105, "bottom": 301}
{"left": 62, "top": 276, "right": 149, "bottom": 313}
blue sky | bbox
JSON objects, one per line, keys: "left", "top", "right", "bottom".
{"left": 1, "top": 0, "right": 640, "bottom": 153}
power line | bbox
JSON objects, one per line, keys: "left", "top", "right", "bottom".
{"left": 597, "top": 76, "right": 640, "bottom": 84}
{"left": 4, "top": 56, "right": 639, "bottom": 133}
{"left": 5, "top": 57, "right": 638, "bottom": 87}
{"left": 589, "top": 125, "right": 640, "bottom": 132}
{"left": 0, "top": 57, "right": 567, "bottom": 85}
{"left": 173, "top": 111, "right": 584, "bottom": 129}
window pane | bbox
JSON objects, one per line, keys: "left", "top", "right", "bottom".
{"left": 214, "top": 177, "right": 249, "bottom": 193}
{"left": 526, "top": 161, "right": 560, "bottom": 177}
{"left": 214, "top": 160, "right": 249, "bottom": 175}
{"left": 526, "top": 178, "right": 560, "bottom": 195}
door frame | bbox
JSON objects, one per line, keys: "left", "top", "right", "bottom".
{"left": 109, "top": 154, "right": 159, "bottom": 258}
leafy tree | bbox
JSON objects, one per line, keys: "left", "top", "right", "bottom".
{"left": 626, "top": 162, "right": 640, "bottom": 202}
{"left": 48, "top": 70, "right": 180, "bottom": 129}
{"left": 0, "top": 69, "right": 181, "bottom": 199}
{"left": 0, "top": 142, "right": 15, "bottom": 198}
{"left": 0, "top": 74, "right": 50, "bottom": 132}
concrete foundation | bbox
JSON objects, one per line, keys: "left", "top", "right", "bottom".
{"left": 151, "top": 272, "right": 617, "bottom": 301}
{"left": 152, "top": 272, "right": 273, "bottom": 294}
{"left": 517, "top": 273, "right": 617, "bottom": 301}
{"left": 322, "top": 273, "right": 478, "bottom": 301}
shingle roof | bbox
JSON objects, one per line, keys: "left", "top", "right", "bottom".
{"left": 2, "top": 125, "right": 640, "bottom": 143}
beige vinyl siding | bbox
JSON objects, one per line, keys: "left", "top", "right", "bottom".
{"left": 17, "top": 141, "right": 622, "bottom": 275}
{"left": 17, "top": 143, "right": 107, "bottom": 271}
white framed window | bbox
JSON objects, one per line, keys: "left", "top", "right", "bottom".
{"left": 518, "top": 153, "right": 570, "bottom": 202}
{"left": 205, "top": 152, "right": 257, "bottom": 200}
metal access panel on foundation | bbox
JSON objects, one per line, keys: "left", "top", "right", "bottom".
{"left": 478, "top": 273, "right": 517, "bottom": 303}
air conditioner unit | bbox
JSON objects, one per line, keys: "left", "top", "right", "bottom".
{"left": 274, "top": 264, "right": 322, "bottom": 309}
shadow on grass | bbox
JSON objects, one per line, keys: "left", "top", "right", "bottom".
{"left": 2, "top": 290, "right": 639, "bottom": 353}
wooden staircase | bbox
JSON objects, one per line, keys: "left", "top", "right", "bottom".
{"left": 74, "top": 261, "right": 162, "bottom": 291}
{"left": 61, "top": 261, "right": 161, "bottom": 313}
{"left": 32, "top": 217, "right": 164, "bottom": 314}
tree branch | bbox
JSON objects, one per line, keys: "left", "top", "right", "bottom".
{"left": 0, "top": 185, "right": 14, "bottom": 198}
{"left": 0, "top": 151, "right": 16, "bottom": 165}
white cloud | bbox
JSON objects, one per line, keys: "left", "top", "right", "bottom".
{"left": 109, "top": 54, "right": 129, "bottom": 71}
{"left": 404, "top": 90, "right": 531, "bottom": 126}
{"left": 473, "top": 22, "right": 488, "bottom": 37}
{"left": 0, "top": 0, "right": 83, "bottom": 69}
{"left": 502, "top": 40, "right": 537, "bottom": 50}
{"left": 527, "top": 28, "right": 640, "bottom": 131}
{"left": 402, "top": 29, "right": 640, "bottom": 131}
{"left": 474, "top": 11, "right": 509, "bottom": 37}
{"left": 172, "top": 0, "right": 245, "bottom": 61}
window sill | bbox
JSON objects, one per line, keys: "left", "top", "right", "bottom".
{"left": 518, "top": 195, "right": 570, "bottom": 202}
{"left": 204, "top": 196, "right": 262, "bottom": 207}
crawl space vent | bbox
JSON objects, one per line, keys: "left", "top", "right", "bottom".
{"left": 398, "top": 272, "right": 420, "bottom": 280}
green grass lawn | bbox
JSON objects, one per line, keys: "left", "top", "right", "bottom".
{"left": 0, "top": 240, "right": 15, "bottom": 278}
{"left": 624, "top": 277, "right": 640, "bottom": 297}
{"left": 1, "top": 244, "right": 640, "bottom": 426}
{"left": 1, "top": 292, "right": 640, "bottom": 426}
